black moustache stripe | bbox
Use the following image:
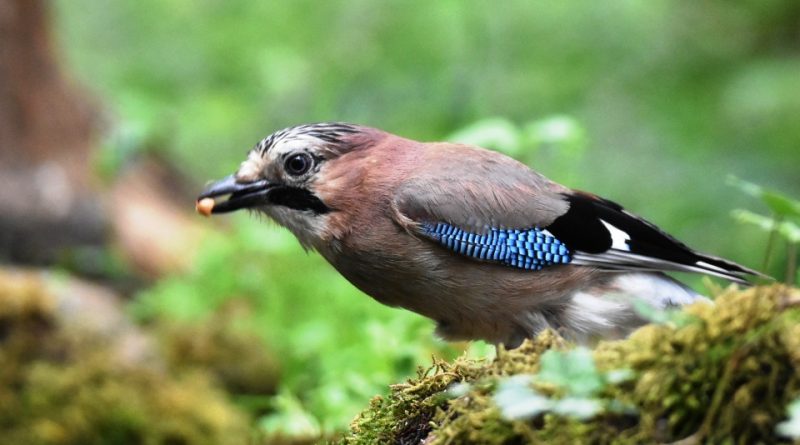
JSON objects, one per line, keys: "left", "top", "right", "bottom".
{"left": 269, "top": 187, "right": 330, "bottom": 214}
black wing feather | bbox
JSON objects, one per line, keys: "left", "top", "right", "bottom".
{"left": 545, "top": 191, "right": 762, "bottom": 284}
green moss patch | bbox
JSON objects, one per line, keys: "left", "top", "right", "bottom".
{"left": 340, "top": 285, "right": 800, "bottom": 444}
{"left": 0, "top": 270, "right": 252, "bottom": 445}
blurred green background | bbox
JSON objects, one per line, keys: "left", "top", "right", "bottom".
{"left": 55, "top": 0, "right": 799, "bottom": 260}
{"left": 3, "top": 1, "right": 799, "bottom": 443}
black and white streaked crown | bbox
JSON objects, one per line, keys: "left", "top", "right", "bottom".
{"left": 256, "top": 122, "right": 361, "bottom": 155}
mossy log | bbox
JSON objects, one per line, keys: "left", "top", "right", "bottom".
{"left": 340, "top": 285, "right": 800, "bottom": 444}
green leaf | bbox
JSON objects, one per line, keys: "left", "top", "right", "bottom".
{"left": 778, "top": 221, "right": 800, "bottom": 244}
{"left": 552, "top": 397, "right": 603, "bottom": 420}
{"left": 258, "top": 390, "right": 321, "bottom": 440}
{"left": 732, "top": 209, "right": 800, "bottom": 243}
{"left": 777, "top": 398, "right": 800, "bottom": 439}
{"left": 446, "top": 118, "right": 522, "bottom": 156}
{"left": 536, "top": 348, "right": 604, "bottom": 397}
{"left": 763, "top": 192, "right": 800, "bottom": 218}
{"left": 728, "top": 176, "right": 800, "bottom": 218}
{"left": 494, "top": 375, "right": 552, "bottom": 420}
{"left": 731, "top": 209, "right": 778, "bottom": 232}
{"left": 523, "top": 115, "right": 587, "bottom": 158}
{"left": 605, "top": 368, "right": 635, "bottom": 385}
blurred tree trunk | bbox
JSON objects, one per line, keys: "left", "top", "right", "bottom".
{"left": 0, "top": 0, "right": 106, "bottom": 264}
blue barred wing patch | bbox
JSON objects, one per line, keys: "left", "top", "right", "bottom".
{"left": 421, "top": 222, "right": 572, "bottom": 271}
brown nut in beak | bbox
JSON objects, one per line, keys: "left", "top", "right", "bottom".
{"left": 196, "top": 198, "right": 215, "bottom": 217}
{"left": 196, "top": 174, "right": 274, "bottom": 215}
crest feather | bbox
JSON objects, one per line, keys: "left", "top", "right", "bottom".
{"left": 256, "top": 122, "right": 361, "bottom": 155}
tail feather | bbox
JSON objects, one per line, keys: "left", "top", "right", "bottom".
{"left": 548, "top": 191, "right": 767, "bottom": 285}
{"left": 572, "top": 250, "right": 757, "bottom": 285}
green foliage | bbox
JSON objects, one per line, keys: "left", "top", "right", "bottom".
{"left": 447, "top": 118, "right": 523, "bottom": 155}
{"left": 54, "top": 1, "right": 800, "bottom": 205}
{"left": 130, "top": 217, "right": 461, "bottom": 437}
{"left": 48, "top": 1, "right": 800, "bottom": 441}
{"left": 730, "top": 176, "right": 800, "bottom": 282}
{"left": 729, "top": 176, "right": 800, "bottom": 220}
{"left": 537, "top": 348, "right": 605, "bottom": 397}
{"left": 447, "top": 116, "right": 587, "bottom": 184}
{"left": 732, "top": 210, "right": 800, "bottom": 244}
{"left": 340, "top": 285, "right": 800, "bottom": 444}
{"left": 53, "top": 0, "right": 800, "bottom": 289}
{"left": 258, "top": 391, "right": 322, "bottom": 443}
{"left": 493, "top": 348, "right": 632, "bottom": 422}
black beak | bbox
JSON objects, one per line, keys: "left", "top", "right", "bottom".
{"left": 197, "top": 174, "right": 274, "bottom": 214}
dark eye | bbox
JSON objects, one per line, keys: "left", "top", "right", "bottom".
{"left": 284, "top": 153, "right": 313, "bottom": 176}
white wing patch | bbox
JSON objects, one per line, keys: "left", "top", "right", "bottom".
{"left": 600, "top": 219, "right": 631, "bottom": 251}
{"left": 695, "top": 260, "right": 729, "bottom": 274}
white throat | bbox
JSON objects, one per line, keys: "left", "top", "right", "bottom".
{"left": 261, "top": 206, "right": 329, "bottom": 250}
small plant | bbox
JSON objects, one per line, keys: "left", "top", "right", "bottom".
{"left": 130, "top": 217, "right": 458, "bottom": 439}
{"left": 493, "top": 347, "right": 632, "bottom": 421}
{"left": 729, "top": 176, "right": 800, "bottom": 284}
{"left": 341, "top": 285, "right": 800, "bottom": 444}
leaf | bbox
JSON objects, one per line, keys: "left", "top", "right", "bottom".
{"left": 446, "top": 118, "right": 522, "bottom": 156}
{"left": 728, "top": 176, "right": 800, "bottom": 218}
{"left": 732, "top": 209, "right": 800, "bottom": 243}
{"left": 605, "top": 368, "right": 634, "bottom": 385}
{"left": 779, "top": 220, "right": 800, "bottom": 244}
{"left": 523, "top": 115, "right": 587, "bottom": 158}
{"left": 777, "top": 398, "right": 800, "bottom": 439}
{"left": 552, "top": 397, "right": 603, "bottom": 420}
{"left": 536, "top": 348, "right": 604, "bottom": 397}
{"left": 494, "top": 351, "right": 634, "bottom": 421}
{"left": 494, "top": 375, "right": 552, "bottom": 420}
{"left": 258, "top": 390, "right": 321, "bottom": 439}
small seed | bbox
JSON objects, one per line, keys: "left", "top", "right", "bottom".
{"left": 196, "top": 198, "right": 215, "bottom": 217}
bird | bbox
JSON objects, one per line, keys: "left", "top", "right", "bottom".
{"left": 197, "top": 122, "right": 762, "bottom": 347}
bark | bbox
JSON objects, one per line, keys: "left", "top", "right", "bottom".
{"left": 0, "top": 0, "right": 106, "bottom": 264}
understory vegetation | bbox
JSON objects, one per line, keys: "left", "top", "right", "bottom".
{"left": 341, "top": 285, "right": 800, "bottom": 444}
{"left": 1, "top": 1, "right": 797, "bottom": 443}
{"left": 0, "top": 270, "right": 253, "bottom": 445}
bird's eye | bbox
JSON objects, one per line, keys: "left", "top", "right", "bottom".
{"left": 284, "top": 153, "right": 313, "bottom": 176}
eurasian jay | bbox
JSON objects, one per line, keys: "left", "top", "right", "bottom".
{"left": 197, "top": 122, "right": 760, "bottom": 347}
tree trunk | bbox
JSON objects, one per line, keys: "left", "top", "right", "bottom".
{"left": 0, "top": 0, "right": 106, "bottom": 264}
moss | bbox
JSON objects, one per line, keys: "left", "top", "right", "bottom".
{"left": 158, "top": 299, "right": 281, "bottom": 397}
{"left": 0, "top": 269, "right": 251, "bottom": 445}
{"left": 339, "top": 285, "right": 800, "bottom": 444}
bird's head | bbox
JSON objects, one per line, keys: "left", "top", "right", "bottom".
{"left": 197, "top": 122, "right": 377, "bottom": 248}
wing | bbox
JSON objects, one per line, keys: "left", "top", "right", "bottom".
{"left": 546, "top": 191, "right": 762, "bottom": 284}
{"left": 390, "top": 143, "right": 571, "bottom": 233}
{"left": 391, "top": 144, "right": 760, "bottom": 283}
